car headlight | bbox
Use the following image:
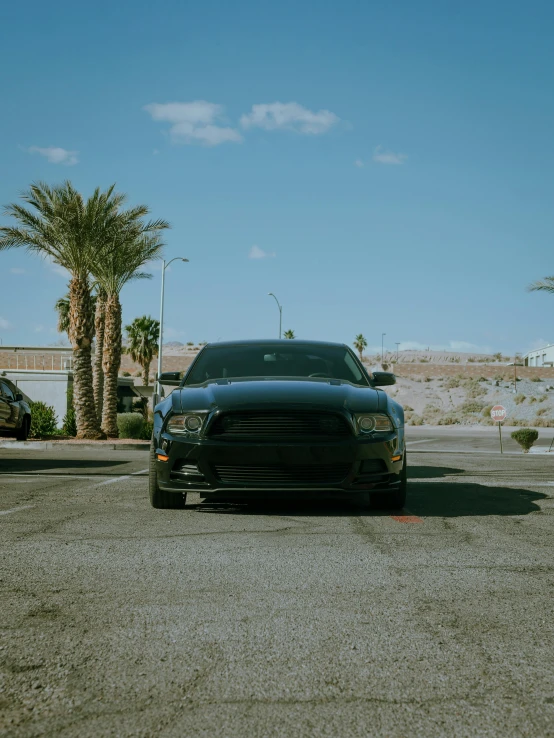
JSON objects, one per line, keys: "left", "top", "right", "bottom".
{"left": 355, "top": 413, "right": 393, "bottom": 434}
{"left": 166, "top": 413, "right": 206, "bottom": 435}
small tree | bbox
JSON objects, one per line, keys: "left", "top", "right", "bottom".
{"left": 353, "top": 334, "right": 367, "bottom": 361}
{"left": 511, "top": 428, "right": 539, "bottom": 453}
{"left": 283, "top": 329, "right": 295, "bottom": 339}
{"left": 124, "top": 315, "right": 160, "bottom": 386}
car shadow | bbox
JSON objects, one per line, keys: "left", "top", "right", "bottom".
{"left": 189, "top": 463, "right": 547, "bottom": 518}
{"left": 0, "top": 459, "right": 130, "bottom": 474}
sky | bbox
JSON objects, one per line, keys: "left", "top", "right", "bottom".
{"left": 1, "top": 0, "right": 553, "bottom": 355}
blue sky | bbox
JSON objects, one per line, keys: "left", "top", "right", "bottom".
{"left": 1, "top": 0, "right": 553, "bottom": 355}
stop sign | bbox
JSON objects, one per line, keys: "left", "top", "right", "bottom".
{"left": 490, "top": 405, "right": 507, "bottom": 422}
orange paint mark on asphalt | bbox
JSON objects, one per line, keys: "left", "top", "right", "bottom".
{"left": 390, "top": 509, "right": 424, "bottom": 524}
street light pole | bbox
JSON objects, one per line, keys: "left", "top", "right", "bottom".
{"left": 268, "top": 293, "right": 282, "bottom": 339}
{"left": 381, "top": 333, "right": 386, "bottom": 365}
{"left": 395, "top": 342, "right": 400, "bottom": 363}
{"left": 155, "top": 257, "right": 189, "bottom": 405}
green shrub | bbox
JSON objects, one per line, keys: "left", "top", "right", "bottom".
{"left": 482, "top": 404, "right": 494, "bottom": 418}
{"left": 403, "top": 405, "right": 414, "bottom": 412}
{"left": 534, "top": 418, "right": 554, "bottom": 427}
{"left": 62, "top": 406, "right": 77, "bottom": 436}
{"left": 459, "top": 401, "right": 483, "bottom": 414}
{"left": 531, "top": 376, "right": 542, "bottom": 382}
{"left": 529, "top": 396, "right": 538, "bottom": 403}
{"left": 536, "top": 407, "right": 548, "bottom": 416}
{"left": 514, "top": 394, "right": 526, "bottom": 405}
{"left": 122, "top": 371, "right": 131, "bottom": 377}
{"left": 437, "top": 415, "right": 460, "bottom": 425}
{"left": 29, "top": 401, "right": 58, "bottom": 438}
{"left": 444, "top": 377, "right": 461, "bottom": 389}
{"left": 539, "top": 395, "right": 547, "bottom": 402}
{"left": 117, "top": 413, "right": 144, "bottom": 439}
{"left": 139, "top": 420, "right": 153, "bottom": 440}
{"left": 61, "top": 385, "right": 77, "bottom": 437}
{"left": 407, "top": 414, "right": 424, "bottom": 426}
{"left": 511, "top": 428, "right": 539, "bottom": 452}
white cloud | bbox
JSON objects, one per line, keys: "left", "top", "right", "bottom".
{"left": 373, "top": 146, "right": 407, "bottom": 165}
{"left": 249, "top": 245, "right": 276, "bottom": 259}
{"left": 240, "top": 102, "right": 339, "bottom": 135}
{"left": 354, "top": 159, "right": 364, "bottom": 168}
{"left": 144, "top": 101, "right": 243, "bottom": 146}
{"left": 28, "top": 146, "right": 79, "bottom": 165}
{"left": 0, "top": 317, "right": 11, "bottom": 329}
{"left": 10, "top": 267, "right": 25, "bottom": 274}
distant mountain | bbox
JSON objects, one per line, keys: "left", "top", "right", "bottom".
{"left": 163, "top": 341, "right": 185, "bottom": 348}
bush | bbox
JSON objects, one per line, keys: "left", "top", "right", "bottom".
{"left": 536, "top": 407, "right": 548, "bottom": 416}
{"left": 437, "top": 415, "right": 460, "bottom": 425}
{"left": 406, "top": 414, "right": 424, "bottom": 426}
{"left": 403, "top": 405, "right": 414, "bottom": 412}
{"left": 122, "top": 371, "right": 131, "bottom": 377}
{"left": 514, "top": 394, "right": 526, "bottom": 405}
{"left": 529, "top": 396, "right": 538, "bottom": 403}
{"left": 139, "top": 420, "right": 153, "bottom": 440}
{"left": 444, "top": 377, "right": 461, "bottom": 389}
{"left": 511, "top": 428, "right": 539, "bottom": 452}
{"left": 482, "top": 404, "right": 494, "bottom": 418}
{"left": 459, "top": 401, "right": 483, "bottom": 414}
{"left": 531, "top": 376, "right": 542, "bottom": 382}
{"left": 62, "top": 385, "right": 77, "bottom": 437}
{"left": 533, "top": 418, "right": 554, "bottom": 427}
{"left": 29, "top": 401, "right": 58, "bottom": 438}
{"left": 117, "top": 413, "right": 144, "bottom": 439}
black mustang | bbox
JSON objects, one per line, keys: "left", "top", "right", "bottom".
{"left": 150, "top": 340, "right": 406, "bottom": 509}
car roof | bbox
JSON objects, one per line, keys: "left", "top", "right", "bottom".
{"left": 204, "top": 339, "right": 350, "bottom": 349}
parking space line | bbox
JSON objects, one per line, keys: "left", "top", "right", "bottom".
{"left": 405, "top": 439, "right": 434, "bottom": 445}
{"left": 0, "top": 505, "right": 36, "bottom": 516}
{"left": 390, "top": 509, "right": 424, "bottom": 524}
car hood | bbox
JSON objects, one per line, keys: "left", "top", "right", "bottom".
{"left": 176, "top": 379, "right": 384, "bottom": 414}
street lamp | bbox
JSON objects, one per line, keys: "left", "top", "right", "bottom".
{"left": 155, "top": 257, "right": 189, "bottom": 404}
{"left": 268, "top": 293, "right": 282, "bottom": 339}
{"left": 395, "top": 342, "right": 400, "bottom": 363}
{"left": 381, "top": 333, "right": 386, "bottom": 365}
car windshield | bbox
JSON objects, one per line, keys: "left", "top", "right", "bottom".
{"left": 184, "top": 344, "right": 369, "bottom": 386}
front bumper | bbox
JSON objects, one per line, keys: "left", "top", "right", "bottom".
{"left": 155, "top": 432, "right": 404, "bottom": 496}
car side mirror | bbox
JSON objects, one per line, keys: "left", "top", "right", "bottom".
{"left": 371, "top": 372, "right": 396, "bottom": 386}
{"left": 15, "top": 393, "right": 24, "bottom": 401}
{"left": 157, "top": 371, "right": 181, "bottom": 387}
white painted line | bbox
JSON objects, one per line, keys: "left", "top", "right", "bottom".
{"left": 0, "top": 474, "right": 112, "bottom": 480}
{"left": 131, "top": 469, "right": 148, "bottom": 475}
{"left": 0, "top": 505, "right": 36, "bottom": 516}
{"left": 96, "top": 476, "right": 130, "bottom": 487}
{"left": 405, "top": 439, "right": 434, "bottom": 446}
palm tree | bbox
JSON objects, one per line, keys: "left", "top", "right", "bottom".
{"left": 55, "top": 295, "right": 70, "bottom": 336}
{"left": 353, "top": 334, "right": 367, "bottom": 361}
{"left": 124, "top": 315, "right": 160, "bottom": 386}
{"left": 283, "top": 329, "right": 295, "bottom": 339}
{"left": 93, "top": 290, "right": 106, "bottom": 422}
{"left": 0, "top": 181, "right": 125, "bottom": 439}
{"left": 528, "top": 276, "right": 554, "bottom": 295}
{"left": 91, "top": 214, "right": 169, "bottom": 437}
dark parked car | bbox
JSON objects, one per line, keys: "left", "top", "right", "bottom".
{"left": 150, "top": 340, "right": 406, "bottom": 510}
{"left": 0, "top": 379, "right": 31, "bottom": 440}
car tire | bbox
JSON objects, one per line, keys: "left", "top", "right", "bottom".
{"left": 370, "top": 456, "right": 407, "bottom": 511}
{"left": 149, "top": 440, "right": 187, "bottom": 509}
{"left": 15, "top": 416, "right": 30, "bottom": 442}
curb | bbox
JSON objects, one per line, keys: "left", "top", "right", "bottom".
{"left": 0, "top": 441, "right": 149, "bottom": 451}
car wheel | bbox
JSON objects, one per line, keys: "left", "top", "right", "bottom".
{"left": 149, "top": 441, "right": 186, "bottom": 509}
{"left": 15, "top": 416, "right": 30, "bottom": 442}
{"left": 371, "top": 456, "right": 407, "bottom": 511}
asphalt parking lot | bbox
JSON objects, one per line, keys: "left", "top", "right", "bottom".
{"left": 1, "top": 437, "right": 554, "bottom": 737}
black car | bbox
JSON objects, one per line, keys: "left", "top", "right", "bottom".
{"left": 150, "top": 340, "right": 406, "bottom": 510}
{"left": 0, "top": 378, "right": 31, "bottom": 440}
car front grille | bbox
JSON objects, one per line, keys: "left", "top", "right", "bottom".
{"left": 208, "top": 411, "right": 352, "bottom": 440}
{"left": 212, "top": 463, "right": 351, "bottom": 486}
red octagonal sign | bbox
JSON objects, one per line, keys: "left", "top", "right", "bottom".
{"left": 490, "top": 405, "right": 507, "bottom": 422}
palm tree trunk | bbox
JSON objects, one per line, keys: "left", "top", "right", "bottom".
{"left": 68, "top": 277, "right": 105, "bottom": 440}
{"left": 142, "top": 359, "right": 150, "bottom": 386}
{"left": 101, "top": 293, "right": 122, "bottom": 438}
{"left": 93, "top": 291, "right": 106, "bottom": 423}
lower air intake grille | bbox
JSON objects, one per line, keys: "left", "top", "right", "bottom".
{"left": 212, "top": 464, "right": 351, "bottom": 486}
